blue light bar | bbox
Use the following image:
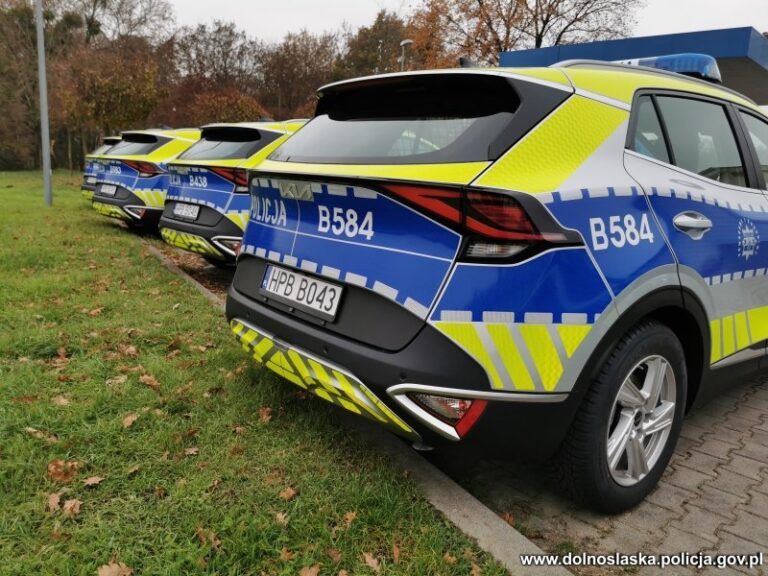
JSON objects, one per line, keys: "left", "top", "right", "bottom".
{"left": 616, "top": 53, "right": 722, "bottom": 84}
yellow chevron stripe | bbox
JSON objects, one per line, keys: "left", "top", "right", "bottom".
{"left": 722, "top": 315, "right": 736, "bottom": 358}
{"left": 435, "top": 322, "right": 505, "bottom": 390}
{"left": 734, "top": 312, "right": 750, "bottom": 350}
{"left": 557, "top": 325, "right": 592, "bottom": 358}
{"left": 748, "top": 307, "right": 768, "bottom": 344}
{"left": 486, "top": 324, "right": 535, "bottom": 391}
{"left": 710, "top": 319, "right": 722, "bottom": 363}
{"left": 518, "top": 325, "right": 563, "bottom": 392}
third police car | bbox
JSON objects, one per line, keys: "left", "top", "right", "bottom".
{"left": 226, "top": 56, "right": 768, "bottom": 511}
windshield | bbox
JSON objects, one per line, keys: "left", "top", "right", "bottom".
{"left": 178, "top": 127, "right": 280, "bottom": 161}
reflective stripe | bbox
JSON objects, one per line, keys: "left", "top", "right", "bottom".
{"left": 734, "top": 312, "right": 750, "bottom": 351}
{"left": 519, "top": 325, "right": 563, "bottom": 392}
{"left": 710, "top": 319, "right": 722, "bottom": 363}
{"left": 160, "top": 228, "right": 222, "bottom": 258}
{"left": 435, "top": 322, "right": 505, "bottom": 390}
{"left": 557, "top": 325, "right": 592, "bottom": 358}
{"left": 748, "top": 307, "right": 768, "bottom": 344}
{"left": 722, "top": 316, "right": 736, "bottom": 358}
{"left": 474, "top": 96, "right": 628, "bottom": 193}
{"left": 486, "top": 324, "right": 535, "bottom": 391}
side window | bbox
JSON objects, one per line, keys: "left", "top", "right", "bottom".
{"left": 630, "top": 95, "right": 670, "bottom": 163}
{"left": 656, "top": 96, "right": 747, "bottom": 187}
{"left": 740, "top": 112, "right": 768, "bottom": 188}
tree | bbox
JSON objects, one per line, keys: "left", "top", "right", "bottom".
{"left": 186, "top": 90, "right": 268, "bottom": 125}
{"left": 409, "top": 0, "right": 644, "bottom": 65}
{"left": 336, "top": 10, "right": 407, "bottom": 78}
{"left": 62, "top": 0, "right": 174, "bottom": 44}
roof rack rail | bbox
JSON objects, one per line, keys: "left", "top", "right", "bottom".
{"left": 552, "top": 59, "right": 755, "bottom": 104}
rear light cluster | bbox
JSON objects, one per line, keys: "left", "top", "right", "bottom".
{"left": 409, "top": 393, "right": 487, "bottom": 437}
{"left": 210, "top": 167, "right": 249, "bottom": 192}
{"left": 123, "top": 160, "right": 164, "bottom": 177}
{"left": 383, "top": 184, "right": 557, "bottom": 260}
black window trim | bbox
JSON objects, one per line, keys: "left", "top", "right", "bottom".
{"left": 626, "top": 88, "right": 761, "bottom": 191}
{"left": 732, "top": 107, "right": 768, "bottom": 191}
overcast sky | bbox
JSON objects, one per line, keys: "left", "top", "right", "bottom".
{"left": 170, "top": 0, "right": 768, "bottom": 42}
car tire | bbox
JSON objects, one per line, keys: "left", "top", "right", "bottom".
{"left": 554, "top": 321, "right": 687, "bottom": 513}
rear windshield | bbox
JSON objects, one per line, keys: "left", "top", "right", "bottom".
{"left": 270, "top": 74, "right": 544, "bottom": 165}
{"left": 92, "top": 144, "right": 114, "bottom": 155}
{"left": 178, "top": 127, "right": 281, "bottom": 161}
{"left": 106, "top": 134, "right": 169, "bottom": 156}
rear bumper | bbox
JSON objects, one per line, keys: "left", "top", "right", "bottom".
{"left": 92, "top": 186, "right": 163, "bottom": 227}
{"left": 159, "top": 211, "right": 242, "bottom": 263}
{"left": 226, "top": 282, "right": 581, "bottom": 458}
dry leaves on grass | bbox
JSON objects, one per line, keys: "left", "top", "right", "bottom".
{"left": 258, "top": 406, "right": 272, "bottom": 423}
{"left": 274, "top": 512, "right": 289, "bottom": 526}
{"left": 279, "top": 547, "right": 295, "bottom": 561}
{"left": 299, "top": 566, "right": 320, "bottom": 576}
{"left": 471, "top": 562, "right": 482, "bottom": 575}
{"left": 500, "top": 512, "right": 514, "bottom": 526}
{"left": 25, "top": 427, "right": 58, "bottom": 444}
{"left": 231, "top": 425, "right": 246, "bottom": 435}
{"left": 127, "top": 465, "right": 140, "bottom": 476}
{"left": 195, "top": 527, "right": 222, "bottom": 551}
{"left": 82, "top": 476, "right": 104, "bottom": 487}
{"left": 52, "top": 395, "right": 70, "bottom": 406}
{"left": 392, "top": 544, "right": 400, "bottom": 564}
{"left": 184, "top": 447, "right": 199, "bottom": 456}
{"left": 47, "top": 459, "right": 80, "bottom": 483}
{"left": 120, "top": 344, "right": 139, "bottom": 358}
{"left": 363, "top": 552, "right": 381, "bottom": 574}
{"left": 443, "top": 552, "right": 457, "bottom": 565}
{"left": 88, "top": 307, "right": 104, "bottom": 317}
{"left": 106, "top": 375, "right": 128, "bottom": 386}
{"left": 47, "top": 492, "right": 61, "bottom": 513}
{"left": 96, "top": 561, "right": 134, "bottom": 576}
{"left": 278, "top": 486, "right": 297, "bottom": 501}
{"left": 327, "top": 548, "right": 342, "bottom": 563}
{"left": 139, "top": 374, "right": 160, "bottom": 392}
{"left": 62, "top": 499, "right": 81, "bottom": 518}
{"left": 122, "top": 413, "right": 139, "bottom": 429}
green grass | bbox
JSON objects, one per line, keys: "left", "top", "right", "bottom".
{"left": 0, "top": 171, "right": 507, "bottom": 576}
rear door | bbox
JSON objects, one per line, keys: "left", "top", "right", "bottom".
{"left": 624, "top": 93, "right": 768, "bottom": 364}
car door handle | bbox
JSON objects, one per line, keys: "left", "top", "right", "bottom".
{"left": 673, "top": 212, "right": 712, "bottom": 240}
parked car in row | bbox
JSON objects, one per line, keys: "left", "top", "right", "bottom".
{"left": 159, "top": 120, "right": 305, "bottom": 266}
{"left": 224, "top": 56, "right": 768, "bottom": 512}
{"left": 81, "top": 136, "right": 121, "bottom": 200}
{"left": 90, "top": 129, "right": 200, "bottom": 228}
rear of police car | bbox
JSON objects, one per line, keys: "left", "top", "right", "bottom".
{"left": 81, "top": 136, "right": 120, "bottom": 199}
{"left": 225, "top": 71, "right": 606, "bottom": 452}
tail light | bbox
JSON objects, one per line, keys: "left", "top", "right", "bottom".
{"left": 210, "top": 167, "right": 249, "bottom": 192}
{"left": 408, "top": 393, "right": 487, "bottom": 437}
{"left": 383, "top": 184, "right": 562, "bottom": 260}
{"left": 123, "top": 160, "right": 164, "bottom": 177}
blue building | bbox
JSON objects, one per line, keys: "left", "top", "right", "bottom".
{"left": 500, "top": 27, "right": 768, "bottom": 105}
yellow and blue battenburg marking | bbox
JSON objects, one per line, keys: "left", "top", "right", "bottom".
{"left": 160, "top": 228, "right": 222, "bottom": 257}
{"left": 230, "top": 319, "right": 417, "bottom": 439}
{"left": 710, "top": 306, "right": 768, "bottom": 363}
{"left": 92, "top": 202, "right": 130, "bottom": 220}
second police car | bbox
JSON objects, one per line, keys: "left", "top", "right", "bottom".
{"left": 81, "top": 136, "right": 121, "bottom": 200}
{"left": 225, "top": 56, "right": 768, "bottom": 512}
{"left": 159, "top": 121, "right": 305, "bottom": 265}
{"left": 91, "top": 129, "right": 200, "bottom": 229}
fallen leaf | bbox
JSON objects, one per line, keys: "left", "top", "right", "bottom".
{"left": 299, "top": 566, "right": 320, "bottom": 576}
{"left": 280, "top": 547, "right": 295, "bottom": 561}
{"left": 25, "top": 427, "right": 58, "bottom": 443}
{"left": 259, "top": 406, "right": 272, "bottom": 423}
{"left": 275, "top": 512, "right": 289, "bottom": 526}
{"left": 154, "top": 485, "right": 167, "bottom": 499}
{"left": 47, "top": 492, "right": 61, "bottom": 513}
{"left": 106, "top": 375, "right": 128, "bottom": 386}
{"left": 166, "top": 349, "right": 181, "bottom": 359}
{"left": 443, "top": 552, "right": 457, "bottom": 565}
{"left": 121, "top": 345, "right": 139, "bottom": 357}
{"left": 62, "top": 499, "right": 81, "bottom": 518}
{"left": 393, "top": 544, "right": 400, "bottom": 564}
{"left": 172, "top": 303, "right": 181, "bottom": 310}
{"left": 122, "top": 413, "right": 139, "bottom": 429}
{"left": 470, "top": 562, "right": 482, "bottom": 576}
{"left": 88, "top": 307, "right": 104, "bottom": 317}
{"left": 195, "top": 527, "right": 221, "bottom": 551}
{"left": 127, "top": 465, "right": 140, "bottom": 476}
{"left": 338, "top": 571, "right": 349, "bottom": 576}
{"left": 193, "top": 345, "right": 208, "bottom": 353}
{"left": 500, "top": 512, "right": 514, "bottom": 526}
{"left": 343, "top": 511, "right": 357, "bottom": 527}
{"left": 52, "top": 395, "right": 70, "bottom": 406}
{"left": 327, "top": 548, "right": 342, "bottom": 562}
{"left": 47, "top": 460, "right": 79, "bottom": 483}
{"left": 232, "top": 425, "right": 246, "bottom": 435}
{"left": 278, "top": 486, "right": 297, "bottom": 501}
{"left": 139, "top": 374, "right": 160, "bottom": 391}
{"left": 363, "top": 552, "right": 381, "bottom": 574}
{"left": 97, "top": 561, "right": 134, "bottom": 576}
{"left": 13, "top": 395, "right": 38, "bottom": 404}
{"left": 82, "top": 476, "right": 104, "bottom": 487}
{"left": 184, "top": 447, "right": 199, "bottom": 456}
{"left": 463, "top": 548, "right": 476, "bottom": 561}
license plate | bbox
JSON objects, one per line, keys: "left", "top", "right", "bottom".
{"left": 261, "top": 265, "right": 343, "bottom": 320}
{"left": 100, "top": 184, "right": 117, "bottom": 196}
{"left": 86, "top": 176, "right": 96, "bottom": 184}
{"left": 173, "top": 203, "right": 200, "bottom": 219}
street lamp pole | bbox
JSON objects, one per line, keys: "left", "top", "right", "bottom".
{"left": 399, "top": 38, "right": 413, "bottom": 72}
{"left": 35, "top": 0, "right": 53, "bottom": 206}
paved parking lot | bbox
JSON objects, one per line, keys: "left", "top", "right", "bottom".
{"left": 433, "top": 375, "right": 768, "bottom": 576}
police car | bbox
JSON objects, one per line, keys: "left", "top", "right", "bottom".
{"left": 81, "top": 136, "right": 121, "bottom": 200}
{"left": 159, "top": 121, "right": 305, "bottom": 265}
{"left": 91, "top": 129, "right": 200, "bottom": 228}
{"left": 226, "top": 55, "right": 768, "bottom": 512}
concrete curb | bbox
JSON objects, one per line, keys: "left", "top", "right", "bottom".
{"left": 147, "top": 245, "right": 571, "bottom": 576}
